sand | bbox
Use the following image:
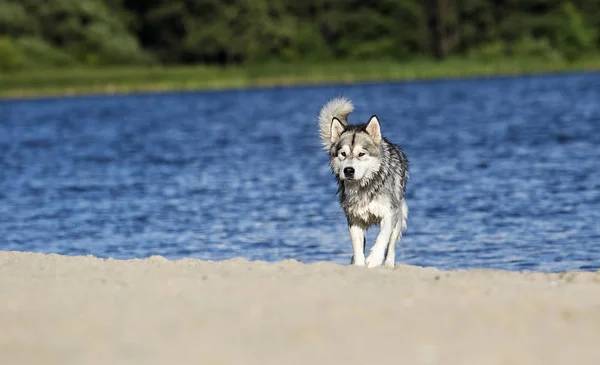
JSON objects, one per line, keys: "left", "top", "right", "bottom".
{"left": 0, "top": 251, "right": 599, "bottom": 365}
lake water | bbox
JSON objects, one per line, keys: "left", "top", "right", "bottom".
{"left": 1, "top": 72, "right": 599, "bottom": 272}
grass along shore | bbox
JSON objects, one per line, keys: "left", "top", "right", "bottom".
{"left": 1, "top": 56, "right": 600, "bottom": 99}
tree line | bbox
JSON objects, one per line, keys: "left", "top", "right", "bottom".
{"left": 1, "top": 0, "right": 599, "bottom": 70}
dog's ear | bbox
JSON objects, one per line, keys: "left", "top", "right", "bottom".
{"left": 365, "top": 115, "right": 382, "bottom": 143}
{"left": 330, "top": 117, "right": 345, "bottom": 144}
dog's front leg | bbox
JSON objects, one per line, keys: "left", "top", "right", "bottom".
{"left": 349, "top": 225, "right": 366, "bottom": 266}
{"left": 365, "top": 216, "right": 395, "bottom": 268}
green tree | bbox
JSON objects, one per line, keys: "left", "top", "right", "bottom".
{"left": 3, "top": 0, "right": 152, "bottom": 66}
{"left": 550, "top": 1, "right": 595, "bottom": 60}
{"left": 2, "top": 0, "right": 600, "bottom": 67}
{"left": 0, "top": 1, "right": 38, "bottom": 36}
{"left": 0, "top": 36, "right": 25, "bottom": 71}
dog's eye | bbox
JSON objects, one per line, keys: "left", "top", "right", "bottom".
{"left": 358, "top": 152, "right": 366, "bottom": 157}
{"left": 340, "top": 151, "right": 346, "bottom": 157}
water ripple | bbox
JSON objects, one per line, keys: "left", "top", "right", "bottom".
{"left": 1, "top": 72, "right": 599, "bottom": 272}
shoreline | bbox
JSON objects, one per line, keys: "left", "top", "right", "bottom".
{"left": 2, "top": 57, "right": 600, "bottom": 100}
{"left": 2, "top": 249, "right": 599, "bottom": 274}
{"left": 1, "top": 250, "right": 599, "bottom": 364}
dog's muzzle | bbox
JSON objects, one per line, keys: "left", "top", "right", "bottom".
{"left": 343, "top": 167, "right": 355, "bottom": 179}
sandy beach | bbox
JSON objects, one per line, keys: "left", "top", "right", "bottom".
{"left": 0, "top": 250, "right": 599, "bottom": 365}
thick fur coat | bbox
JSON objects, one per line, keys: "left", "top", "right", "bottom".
{"left": 318, "top": 97, "right": 409, "bottom": 268}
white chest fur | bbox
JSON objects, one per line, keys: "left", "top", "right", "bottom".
{"left": 344, "top": 187, "right": 392, "bottom": 226}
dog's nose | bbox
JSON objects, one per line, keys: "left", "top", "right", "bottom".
{"left": 344, "top": 167, "right": 355, "bottom": 178}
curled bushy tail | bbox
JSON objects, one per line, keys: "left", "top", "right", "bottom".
{"left": 318, "top": 97, "right": 354, "bottom": 150}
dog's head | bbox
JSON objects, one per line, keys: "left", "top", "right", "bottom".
{"left": 329, "top": 115, "right": 383, "bottom": 183}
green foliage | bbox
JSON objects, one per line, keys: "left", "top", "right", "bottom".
{"left": 0, "top": 36, "right": 25, "bottom": 71}
{"left": 1, "top": 0, "right": 152, "bottom": 66}
{"left": 16, "top": 37, "right": 79, "bottom": 67}
{"left": 330, "top": 1, "right": 427, "bottom": 61}
{"left": 457, "top": 0, "right": 497, "bottom": 53}
{"left": 1, "top": 0, "right": 600, "bottom": 68}
{"left": 510, "top": 35, "right": 563, "bottom": 61}
{"left": 277, "top": 23, "right": 333, "bottom": 62}
{"left": 467, "top": 41, "right": 506, "bottom": 61}
{"left": 467, "top": 36, "right": 563, "bottom": 62}
{"left": 0, "top": 2, "right": 38, "bottom": 36}
{"left": 0, "top": 36, "right": 80, "bottom": 71}
{"left": 549, "top": 2, "right": 595, "bottom": 60}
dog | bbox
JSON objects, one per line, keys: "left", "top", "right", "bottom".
{"left": 318, "top": 97, "right": 409, "bottom": 268}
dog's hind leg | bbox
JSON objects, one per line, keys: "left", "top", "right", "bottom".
{"left": 385, "top": 201, "right": 408, "bottom": 267}
{"left": 384, "top": 221, "right": 402, "bottom": 267}
{"left": 349, "top": 225, "right": 366, "bottom": 266}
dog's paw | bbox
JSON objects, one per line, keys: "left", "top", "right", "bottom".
{"left": 384, "top": 257, "right": 395, "bottom": 268}
{"left": 365, "top": 250, "right": 385, "bottom": 268}
{"left": 351, "top": 255, "right": 366, "bottom": 267}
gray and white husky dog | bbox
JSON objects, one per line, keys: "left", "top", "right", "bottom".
{"left": 318, "top": 97, "right": 409, "bottom": 268}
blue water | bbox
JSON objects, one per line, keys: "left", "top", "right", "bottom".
{"left": 1, "top": 73, "right": 599, "bottom": 272}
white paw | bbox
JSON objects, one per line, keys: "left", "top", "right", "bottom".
{"left": 351, "top": 256, "right": 366, "bottom": 267}
{"left": 384, "top": 257, "right": 395, "bottom": 268}
{"left": 365, "top": 250, "right": 385, "bottom": 268}
{"left": 350, "top": 255, "right": 366, "bottom": 267}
